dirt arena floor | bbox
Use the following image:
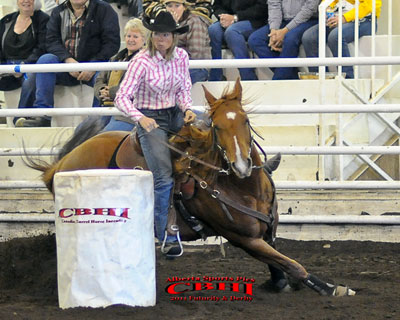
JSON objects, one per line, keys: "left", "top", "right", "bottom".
{"left": 0, "top": 234, "right": 398, "bottom": 320}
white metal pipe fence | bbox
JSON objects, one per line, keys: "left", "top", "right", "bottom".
{"left": 1, "top": 213, "right": 399, "bottom": 225}
{"left": 3, "top": 146, "right": 400, "bottom": 157}
{"left": 2, "top": 104, "right": 400, "bottom": 118}
{"left": 1, "top": 180, "right": 400, "bottom": 190}
{"left": 1, "top": 56, "right": 400, "bottom": 74}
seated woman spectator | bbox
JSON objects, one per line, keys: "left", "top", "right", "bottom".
{"left": 95, "top": 18, "right": 148, "bottom": 132}
{"left": 302, "top": 0, "right": 382, "bottom": 79}
{"left": 163, "top": 0, "right": 211, "bottom": 83}
{"left": 208, "top": 0, "right": 268, "bottom": 81}
{"left": 143, "top": 0, "right": 212, "bottom": 84}
{"left": 0, "top": 0, "right": 49, "bottom": 93}
{"left": 143, "top": 0, "right": 213, "bottom": 22}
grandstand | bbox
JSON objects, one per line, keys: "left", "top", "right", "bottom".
{"left": 1, "top": 0, "right": 399, "bottom": 242}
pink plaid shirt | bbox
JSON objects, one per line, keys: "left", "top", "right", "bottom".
{"left": 114, "top": 47, "right": 193, "bottom": 122}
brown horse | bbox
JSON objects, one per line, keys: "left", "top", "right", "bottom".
{"left": 26, "top": 78, "right": 355, "bottom": 297}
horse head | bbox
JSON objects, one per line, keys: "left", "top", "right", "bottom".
{"left": 202, "top": 78, "right": 253, "bottom": 179}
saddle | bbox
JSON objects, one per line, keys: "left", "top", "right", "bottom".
{"left": 114, "top": 130, "right": 147, "bottom": 169}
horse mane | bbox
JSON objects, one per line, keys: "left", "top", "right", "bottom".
{"left": 172, "top": 121, "right": 222, "bottom": 182}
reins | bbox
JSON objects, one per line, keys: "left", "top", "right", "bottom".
{"left": 156, "top": 126, "right": 230, "bottom": 174}
{"left": 189, "top": 172, "right": 274, "bottom": 226}
{"left": 156, "top": 122, "right": 270, "bottom": 173}
{"left": 155, "top": 124, "right": 275, "bottom": 228}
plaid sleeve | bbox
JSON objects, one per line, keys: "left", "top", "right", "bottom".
{"left": 185, "top": 15, "right": 211, "bottom": 60}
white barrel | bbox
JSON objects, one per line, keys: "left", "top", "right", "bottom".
{"left": 54, "top": 169, "right": 155, "bottom": 309}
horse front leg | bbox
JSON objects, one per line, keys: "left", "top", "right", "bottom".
{"left": 236, "top": 237, "right": 355, "bottom": 297}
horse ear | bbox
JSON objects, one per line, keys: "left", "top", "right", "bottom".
{"left": 202, "top": 85, "right": 217, "bottom": 105}
{"left": 234, "top": 77, "right": 242, "bottom": 101}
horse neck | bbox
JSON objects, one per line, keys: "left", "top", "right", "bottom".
{"left": 187, "top": 128, "right": 224, "bottom": 183}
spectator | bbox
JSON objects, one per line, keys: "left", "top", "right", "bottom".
{"left": 208, "top": 0, "right": 268, "bottom": 81}
{"left": 94, "top": 18, "right": 148, "bottom": 132}
{"left": 163, "top": 0, "right": 211, "bottom": 83}
{"left": 248, "top": 0, "right": 319, "bottom": 80}
{"left": 43, "top": 0, "right": 66, "bottom": 15}
{"left": 143, "top": 0, "right": 213, "bottom": 22}
{"left": 114, "top": 11, "right": 196, "bottom": 256}
{"left": 15, "top": 0, "right": 120, "bottom": 127}
{"left": 0, "top": 0, "right": 49, "bottom": 92}
{"left": 302, "top": 0, "right": 382, "bottom": 79}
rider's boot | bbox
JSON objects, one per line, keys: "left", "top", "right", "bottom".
{"left": 161, "top": 193, "right": 184, "bottom": 259}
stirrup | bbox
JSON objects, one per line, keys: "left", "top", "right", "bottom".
{"left": 160, "top": 225, "right": 183, "bottom": 257}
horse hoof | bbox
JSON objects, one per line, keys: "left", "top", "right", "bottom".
{"left": 273, "top": 279, "right": 292, "bottom": 293}
{"left": 334, "top": 285, "right": 356, "bottom": 296}
{"left": 280, "top": 283, "right": 292, "bottom": 293}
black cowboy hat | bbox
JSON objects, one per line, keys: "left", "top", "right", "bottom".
{"left": 143, "top": 11, "right": 189, "bottom": 34}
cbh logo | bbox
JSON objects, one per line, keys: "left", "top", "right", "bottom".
{"left": 59, "top": 208, "right": 130, "bottom": 219}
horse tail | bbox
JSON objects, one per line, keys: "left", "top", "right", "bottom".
{"left": 57, "top": 116, "right": 106, "bottom": 160}
{"left": 23, "top": 155, "right": 57, "bottom": 193}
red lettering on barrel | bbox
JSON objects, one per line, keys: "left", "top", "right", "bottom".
{"left": 59, "top": 208, "right": 73, "bottom": 218}
{"left": 94, "top": 208, "right": 107, "bottom": 215}
{"left": 119, "top": 208, "right": 129, "bottom": 219}
{"left": 58, "top": 208, "right": 130, "bottom": 219}
{"left": 75, "top": 208, "right": 93, "bottom": 215}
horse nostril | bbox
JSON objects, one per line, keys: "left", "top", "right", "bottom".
{"left": 247, "top": 158, "right": 252, "bottom": 168}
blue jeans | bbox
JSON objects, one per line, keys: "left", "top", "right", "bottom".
{"left": 248, "top": 19, "right": 318, "bottom": 80}
{"left": 17, "top": 53, "right": 96, "bottom": 121}
{"left": 190, "top": 68, "right": 209, "bottom": 84}
{"left": 102, "top": 117, "right": 135, "bottom": 132}
{"left": 136, "top": 107, "right": 184, "bottom": 241}
{"left": 208, "top": 20, "right": 257, "bottom": 81}
{"left": 302, "top": 16, "right": 374, "bottom": 78}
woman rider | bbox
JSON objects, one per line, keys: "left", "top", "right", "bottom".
{"left": 114, "top": 11, "right": 196, "bottom": 257}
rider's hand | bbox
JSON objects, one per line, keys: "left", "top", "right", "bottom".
{"left": 139, "top": 115, "right": 159, "bottom": 132}
{"left": 184, "top": 110, "right": 196, "bottom": 123}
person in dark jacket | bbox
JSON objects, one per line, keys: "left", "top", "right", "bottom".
{"left": 15, "top": 0, "right": 120, "bottom": 127}
{"left": 0, "top": 0, "right": 49, "bottom": 92}
{"left": 208, "top": 0, "right": 268, "bottom": 81}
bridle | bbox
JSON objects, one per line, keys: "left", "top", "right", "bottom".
{"left": 157, "top": 113, "right": 267, "bottom": 175}
{"left": 155, "top": 114, "right": 275, "bottom": 232}
{"left": 211, "top": 119, "right": 254, "bottom": 175}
